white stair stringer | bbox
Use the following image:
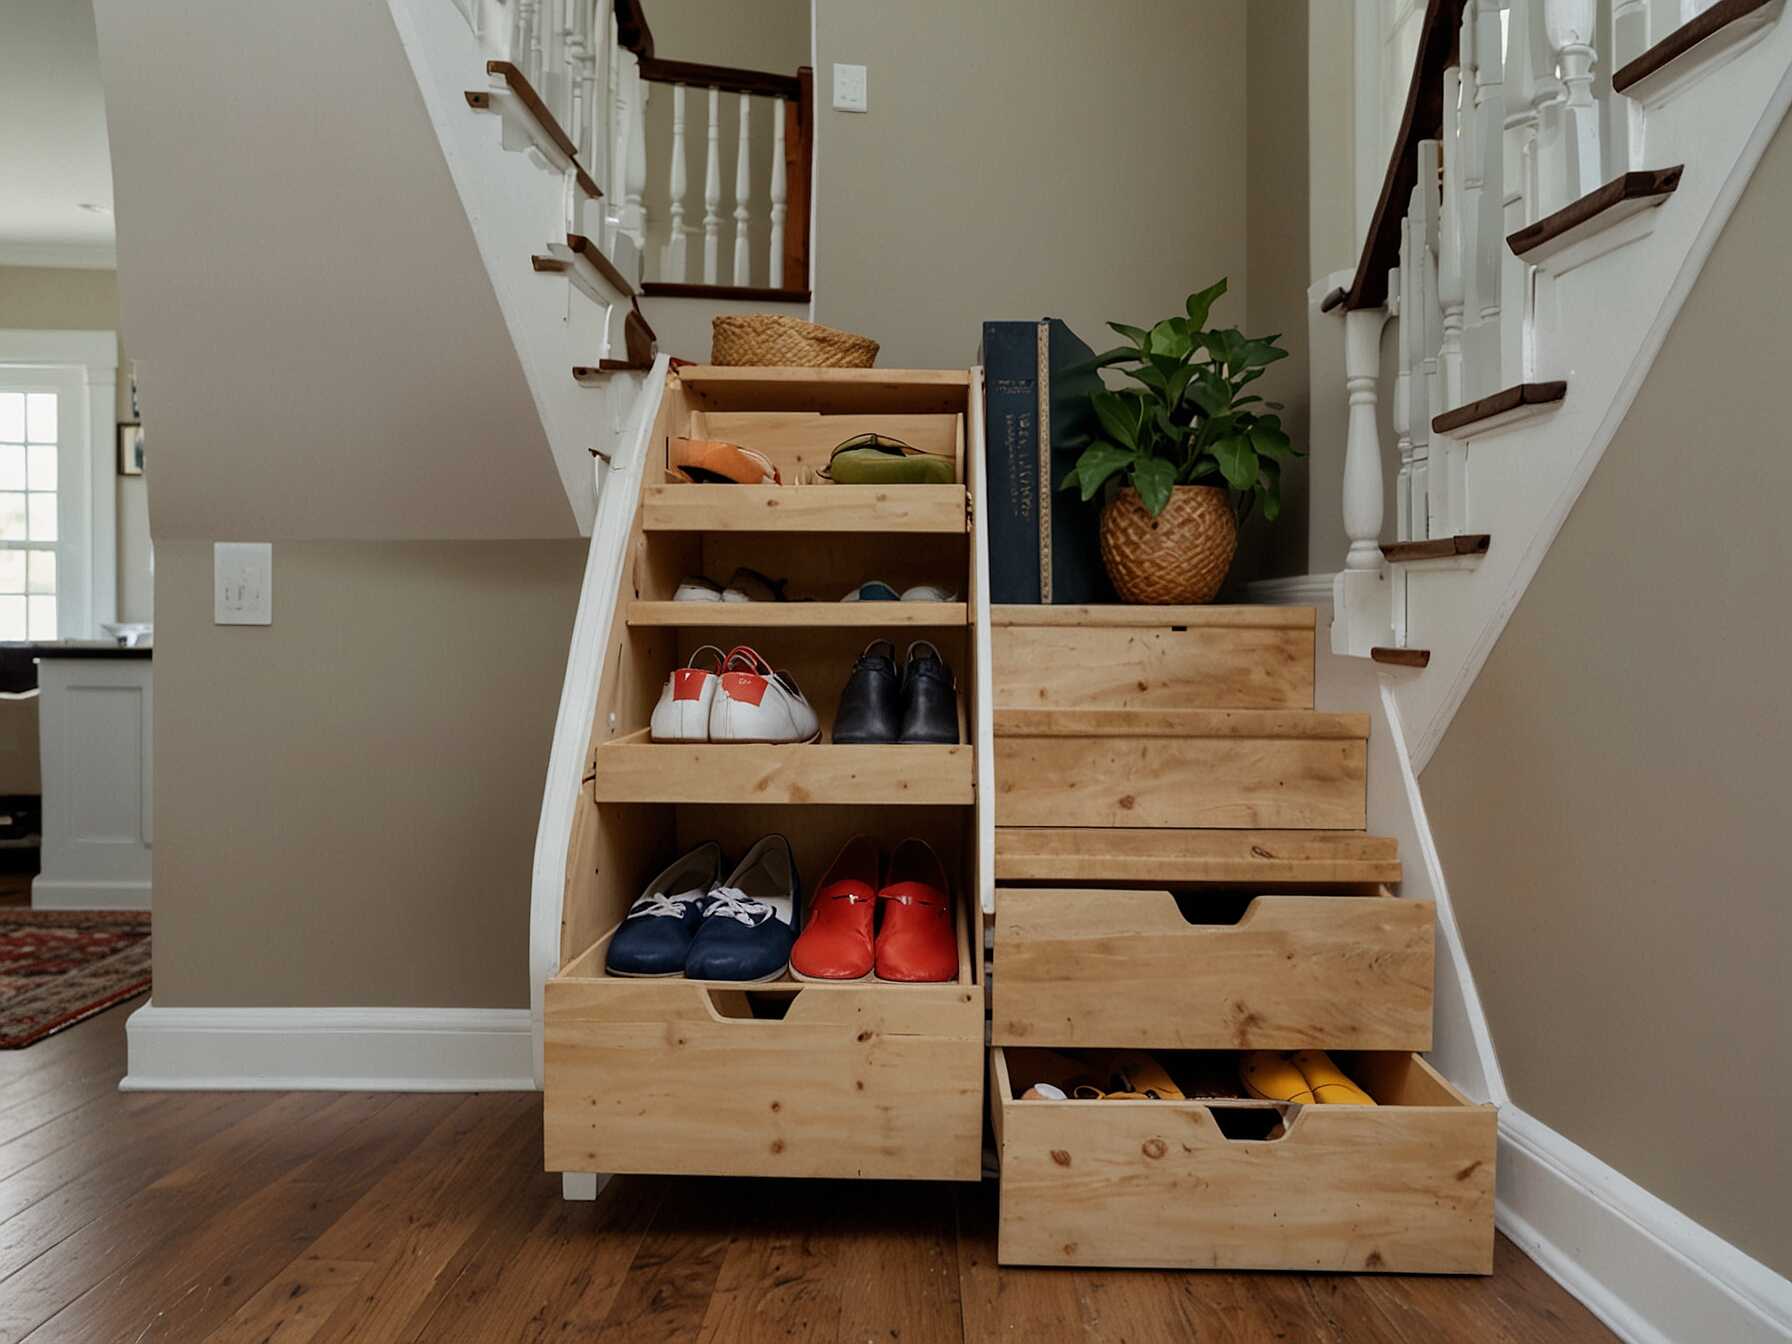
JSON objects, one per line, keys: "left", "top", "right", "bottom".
{"left": 1387, "top": 14, "right": 1792, "bottom": 771}
{"left": 525, "top": 356, "right": 667, "bottom": 1086}
{"left": 386, "top": 0, "right": 646, "bottom": 537}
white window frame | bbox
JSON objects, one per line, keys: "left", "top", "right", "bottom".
{"left": 0, "top": 329, "right": 118, "bottom": 639}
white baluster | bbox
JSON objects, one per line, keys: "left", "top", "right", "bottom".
{"left": 1611, "top": 0, "right": 1650, "bottom": 170}
{"left": 1545, "top": 0, "right": 1603, "bottom": 206}
{"left": 1415, "top": 140, "right": 1444, "bottom": 540}
{"left": 1392, "top": 252, "right": 1413, "bottom": 546}
{"left": 770, "top": 101, "right": 788, "bottom": 289}
{"left": 661, "top": 83, "right": 689, "bottom": 281}
{"left": 622, "top": 61, "right": 648, "bottom": 250}
{"left": 1458, "top": 4, "right": 1483, "bottom": 382}
{"left": 573, "top": 0, "right": 599, "bottom": 163}
{"left": 1517, "top": 0, "right": 1567, "bottom": 218}
{"left": 605, "top": 20, "right": 627, "bottom": 250}
{"left": 1648, "top": 0, "right": 1700, "bottom": 41}
{"left": 1438, "top": 64, "right": 1466, "bottom": 412}
{"left": 1342, "top": 308, "right": 1387, "bottom": 573}
{"left": 1473, "top": 0, "right": 1506, "bottom": 383}
{"left": 732, "top": 93, "right": 753, "bottom": 286}
{"left": 703, "top": 87, "right": 722, "bottom": 284}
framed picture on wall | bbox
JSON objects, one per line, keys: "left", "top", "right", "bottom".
{"left": 118, "top": 422, "right": 144, "bottom": 476}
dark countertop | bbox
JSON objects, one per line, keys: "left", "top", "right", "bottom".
{"left": 8, "top": 642, "right": 153, "bottom": 660}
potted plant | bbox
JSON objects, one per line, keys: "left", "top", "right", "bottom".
{"left": 1060, "top": 279, "right": 1300, "bottom": 604}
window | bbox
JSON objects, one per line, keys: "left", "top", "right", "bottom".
{"left": 0, "top": 389, "right": 61, "bottom": 640}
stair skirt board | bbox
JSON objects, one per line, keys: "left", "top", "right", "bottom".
{"left": 121, "top": 1001, "right": 537, "bottom": 1091}
{"left": 1498, "top": 1107, "right": 1792, "bottom": 1344}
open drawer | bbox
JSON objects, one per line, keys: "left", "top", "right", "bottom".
{"left": 989, "top": 1047, "right": 1495, "bottom": 1273}
{"left": 992, "top": 887, "right": 1434, "bottom": 1051}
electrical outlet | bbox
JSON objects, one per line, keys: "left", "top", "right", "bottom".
{"left": 214, "top": 543, "right": 272, "bottom": 625}
{"left": 832, "top": 63, "right": 867, "bottom": 113}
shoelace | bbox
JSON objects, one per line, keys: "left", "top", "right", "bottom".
{"left": 625, "top": 888, "right": 705, "bottom": 920}
{"left": 702, "top": 887, "right": 773, "bottom": 926}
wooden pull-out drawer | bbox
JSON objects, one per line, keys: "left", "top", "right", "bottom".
{"left": 990, "top": 1047, "right": 1495, "bottom": 1273}
{"left": 993, "top": 887, "right": 1433, "bottom": 1052}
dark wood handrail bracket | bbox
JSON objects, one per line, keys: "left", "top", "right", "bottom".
{"left": 615, "top": 0, "right": 654, "bottom": 59}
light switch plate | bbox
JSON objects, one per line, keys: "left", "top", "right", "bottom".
{"left": 214, "top": 542, "right": 272, "bottom": 625}
{"left": 832, "top": 63, "right": 867, "bottom": 113}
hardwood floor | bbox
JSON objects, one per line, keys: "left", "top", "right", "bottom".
{"left": 0, "top": 1005, "right": 1616, "bottom": 1343}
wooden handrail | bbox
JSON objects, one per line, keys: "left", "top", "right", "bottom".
{"left": 614, "top": 0, "right": 653, "bottom": 60}
{"left": 638, "top": 57, "right": 802, "bottom": 102}
{"left": 1342, "top": 0, "right": 1468, "bottom": 311}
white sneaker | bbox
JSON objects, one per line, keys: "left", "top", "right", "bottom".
{"left": 709, "top": 646, "right": 821, "bottom": 744}
{"left": 650, "top": 646, "right": 725, "bottom": 742}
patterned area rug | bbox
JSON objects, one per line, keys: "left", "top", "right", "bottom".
{"left": 0, "top": 910, "right": 151, "bottom": 1048}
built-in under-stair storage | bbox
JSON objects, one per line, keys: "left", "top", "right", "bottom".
{"left": 985, "top": 606, "right": 1495, "bottom": 1273}
{"left": 544, "top": 367, "right": 989, "bottom": 1183}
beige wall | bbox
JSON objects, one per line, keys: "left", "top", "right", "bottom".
{"left": 0, "top": 265, "right": 152, "bottom": 622}
{"left": 1307, "top": 0, "right": 1357, "bottom": 279}
{"left": 151, "top": 540, "right": 583, "bottom": 1007}
{"left": 1421, "top": 116, "right": 1792, "bottom": 1277}
{"left": 812, "top": 0, "right": 1250, "bottom": 371}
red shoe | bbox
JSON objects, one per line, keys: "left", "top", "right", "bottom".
{"left": 874, "top": 839, "right": 958, "bottom": 983}
{"left": 790, "top": 835, "right": 879, "bottom": 981}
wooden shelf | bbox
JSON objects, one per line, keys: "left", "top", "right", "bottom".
{"left": 627, "top": 600, "right": 968, "bottom": 628}
{"left": 590, "top": 737, "right": 973, "bottom": 805}
{"left": 994, "top": 708, "right": 1369, "bottom": 740}
{"left": 993, "top": 827, "right": 1402, "bottom": 884}
{"left": 1380, "top": 534, "right": 1490, "bottom": 563}
{"left": 642, "top": 484, "right": 968, "bottom": 534}
{"left": 990, "top": 605, "right": 1315, "bottom": 629}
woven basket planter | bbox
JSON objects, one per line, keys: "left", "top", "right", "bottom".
{"left": 1099, "top": 485, "right": 1238, "bottom": 604}
{"left": 710, "top": 314, "right": 879, "bottom": 368}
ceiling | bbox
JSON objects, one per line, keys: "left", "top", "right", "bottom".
{"left": 0, "top": 0, "right": 115, "bottom": 269}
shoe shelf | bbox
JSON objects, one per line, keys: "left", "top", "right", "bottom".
{"left": 544, "top": 366, "right": 993, "bottom": 1187}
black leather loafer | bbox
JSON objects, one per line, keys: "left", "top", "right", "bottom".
{"left": 899, "top": 641, "right": 959, "bottom": 744}
{"left": 832, "top": 639, "right": 901, "bottom": 743}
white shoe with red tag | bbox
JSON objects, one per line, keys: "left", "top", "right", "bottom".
{"left": 708, "top": 646, "right": 821, "bottom": 744}
{"left": 649, "top": 646, "right": 726, "bottom": 742}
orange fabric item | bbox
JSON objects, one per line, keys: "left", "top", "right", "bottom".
{"left": 874, "top": 839, "right": 957, "bottom": 983}
{"left": 669, "top": 437, "right": 781, "bottom": 485}
{"left": 791, "top": 836, "right": 879, "bottom": 981}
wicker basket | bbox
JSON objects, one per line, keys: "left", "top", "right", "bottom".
{"left": 710, "top": 314, "right": 879, "bottom": 368}
{"left": 1099, "top": 485, "right": 1238, "bottom": 604}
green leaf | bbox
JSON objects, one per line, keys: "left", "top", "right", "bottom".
{"left": 1213, "top": 435, "right": 1260, "bottom": 491}
{"left": 1238, "top": 337, "right": 1289, "bottom": 369}
{"left": 1126, "top": 362, "right": 1168, "bottom": 395}
{"left": 1107, "top": 322, "right": 1151, "bottom": 349}
{"left": 1065, "top": 346, "right": 1141, "bottom": 376}
{"left": 1148, "top": 319, "right": 1192, "bottom": 359}
{"left": 1184, "top": 278, "right": 1228, "bottom": 331}
{"left": 1092, "top": 391, "right": 1138, "bottom": 450}
{"left": 1249, "top": 422, "right": 1294, "bottom": 462}
{"left": 1132, "top": 456, "right": 1175, "bottom": 517}
{"left": 1187, "top": 367, "right": 1232, "bottom": 418}
{"left": 1065, "top": 441, "right": 1135, "bottom": 501}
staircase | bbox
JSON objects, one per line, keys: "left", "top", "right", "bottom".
{"left": 1325, "top": 0, "right": 1792, "bottom": 767}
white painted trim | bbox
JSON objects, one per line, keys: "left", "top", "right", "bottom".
{"left": 0, "top": 243, "right": 118, "bottom": 270}
{"left": 122, "top": 1000, "right": 536, "bottom": 1091}
{"left": 1245, "top": 571, "right": 1338, "bottom": 605}
{"left": 29, "top": 878, "right": 150, "bottom": 911}
{"left": 1499, "top": 1107, "right": 1792, "bottom": 1344}
{"left": 1407, "top": 53, "right": 1792, "bottom": 773}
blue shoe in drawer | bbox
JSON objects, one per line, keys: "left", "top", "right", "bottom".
{"left": 686, "top": 836, "right": 799, "bottom": 982}
{"left": 604, "top": 842, "right": 722, "bottom": 977}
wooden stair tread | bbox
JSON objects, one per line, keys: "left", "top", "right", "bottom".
{"left": 990, "top": 605, "right": 1315, "bottom": 630}
{"left": 1380, "top": 534, "right": 1489, "bottom": 563}
{"left": 994, "top": 827, "right": 1402, "bottom": 884}
{"left": 574, "top": 361, "right": 654, "bottom": 381}
{"left": 641, "top": 282, "right": 812, "bottom": 304}
{"left": 565, "top": 233, "right": 636, "bottom": 296}
{"left": 993, "top": 708, "right": 1368, "bottom": 740}
{"left": 1612, "top": 0, "right": 1781, "bottom": 94}
{"left": 476, "top": 62, "right": 601, "bottom": 198}
{"left": 1371, "top": 647, "right": 1431, "bottom": 669}
{"left": 591, "top": 737, "right": 972, "bottom": 805}
{"left": 642, "top": 483, "right": 968, "bottom": 534}
{"left": 1432, "top": 381, "right": 1567, "bottom": 436}
{"left": 628, "top": 600, "right": 967, "bottom": 628}
{"left": 669, "top": 366, "right": 971, "bottom": 415}
{"left": 1507, "top": 167, "right": 1684, "bottom": 259}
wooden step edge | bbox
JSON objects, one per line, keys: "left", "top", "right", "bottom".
{"left": 993, "top": 708, "right": 1369, "bottom": 740}
{"left": 626, "top": 600, "right": 969, "bottom": 628}
{"left": 1432, "top": 381, "right": 1567, "bottom": 437}
{"left": 1507, "top": 167, "right": 1684, "bottom": 260}
{"left": 573, "top": 361, "right": 654, "bottom": 382}
{"left": 1380, "top": 534, "right": 1490, "bottom": 563}
{"left": 1371, "top": 647, "right": 1431, "bottom": 669}
{"left": 565, "top": 233, "right": 637, "bottom": 297}
{"left": 992, "top": 827, "right": 1403, "bottom": 884}
{"left": 989, "top": 604, "right": 1316, "bottom": 630}
{"left": 641, "top": 483, "right": 971, "bottom": 534}
{"left": 1612, "top": 0, "right": 1783, "bottom": 95}
{"left": 641, "top": 281, "right": 812, "bottom": 304}
{"left": 475, "top": 63, "right": 602, "bottom": 198}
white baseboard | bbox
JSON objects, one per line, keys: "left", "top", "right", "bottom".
{"left": 1245, "top": 571, "right": 1337, "bottom": 605}
{"left": 1498, "top": 1107, "right": 1792, "bottom": 1344}
{"left": 30, "top": 877, "right": 152, "bottom": 910}
{"left": 121, "top": 1000, "right": 536, "bottom": 1092}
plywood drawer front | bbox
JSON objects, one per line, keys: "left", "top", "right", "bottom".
{"left": 992, "top": 889, "right": 1434, "bottom": 1051}
{"left": 544, "top": 979, "right": 983, "bottom": 1181}
{"left": 994, "top": 624, "right": 1314, "bottom": 710}
{"left": 991, "top": 1049, "right": 1495, "bottom": 1273}
{"left": 994, "top": 734, "right": 1366, "bottom": 829}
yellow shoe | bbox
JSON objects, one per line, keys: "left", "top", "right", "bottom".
{"left": 1091, "top": 1050, "right": 1185, "bottom": 1101}
{"left": 1290, "top": 1050, "right": 1377, "bottom": 1106}
{"left": 1239, "top": 1051, "right": 1317, "bottom": 1104}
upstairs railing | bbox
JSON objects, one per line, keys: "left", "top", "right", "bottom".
{"left": 1331, "top": 0, "right": 1763, "bottom": 584}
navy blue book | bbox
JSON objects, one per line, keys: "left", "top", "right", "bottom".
{"left": 979, "top": 319, "right": 1112, "bottom": 604}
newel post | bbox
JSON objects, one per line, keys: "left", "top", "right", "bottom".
{"left": 1332, "top": 304, "right": 1395, "bottom": 657}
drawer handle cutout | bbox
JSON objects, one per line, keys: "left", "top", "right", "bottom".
{"left": 704, "top": 988, "right": 798, "bottom": 1022}
{"left": 1207, "top": 1104, "right": 1295, "bottom": 1143}
{"left": 1172, "top": 891, "right": 1257, "bottom": 927}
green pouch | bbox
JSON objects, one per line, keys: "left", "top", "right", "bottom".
{"left": 819, "top": 433, "right": 956, "bottom": 485}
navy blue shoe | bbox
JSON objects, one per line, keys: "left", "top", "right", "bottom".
{"left": 685, "top": 836, "right": 799, "bottom": 982}
{"left": 604, "top": 842, "right": 722, "bottom": 977}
